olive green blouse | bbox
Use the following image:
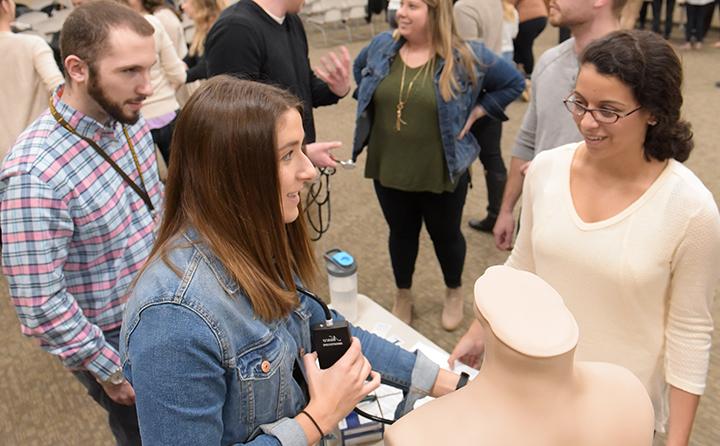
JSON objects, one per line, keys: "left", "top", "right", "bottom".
{"left": 365, "top": 56, "right": 455, "bottom": 193}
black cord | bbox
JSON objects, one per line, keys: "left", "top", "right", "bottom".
{"left": 304, "top": 167, "right": 334, "bottom": 241}
{"left": 353, "top": 407, "right": 395, "bottom": 425}
{"left": 296, "top": 286, "right": 334, "bottom": 324}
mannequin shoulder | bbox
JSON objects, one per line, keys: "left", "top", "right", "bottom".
{"left": 574, "top": 362, "right": 655, "bottom": 445}
{"left": 386, "top": 391, "right": 477, "bottom": 446}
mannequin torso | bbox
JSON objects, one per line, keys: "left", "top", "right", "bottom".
{"left": 386, "top": 266, "right": 654, "bottom": 446}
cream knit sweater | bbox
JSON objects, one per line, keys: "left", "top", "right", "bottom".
{"left": 507, "top": 142, "right": 720, "bottom": 431}
{"left": 142, "top": 14, "right": 186, "bottom": 120}
{"left": 153, "top": 8, "right": 188, "bottom": 60}
{"left": 0, "top": 31, "right": 63, "bottom": 160}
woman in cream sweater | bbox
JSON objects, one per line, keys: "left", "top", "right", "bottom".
{"left": 451, "top": 30, "right": 720, "bottom": 445}
{"left": 0, "top": 0, "right": 63, "bottom": 159}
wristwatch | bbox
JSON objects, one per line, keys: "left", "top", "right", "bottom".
{"left": 102, "top": 368, "right": 125, "bottom": 386}
{"left": 455, "top": 372, "right": 470, "bottom": 390}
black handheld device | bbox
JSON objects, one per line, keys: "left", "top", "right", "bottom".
{"left": 297, "top": 287, "right": 395, "bottom": 425}
{"left": 310, "top": 320, "right": 352, "bottom": 369}
{"left": 297, "top": 287, "right": 352, "bottom": 369}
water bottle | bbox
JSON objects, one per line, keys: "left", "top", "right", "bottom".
{"left": 324, "top": 249, "right": 358, "bottom": 322}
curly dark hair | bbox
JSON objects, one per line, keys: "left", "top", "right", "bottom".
{"left": 579, "top": 29, "right": 693, "bottom": 162}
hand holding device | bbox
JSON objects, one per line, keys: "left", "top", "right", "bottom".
{"left": 302, "top": 337, "right": 381, "bottom": 434}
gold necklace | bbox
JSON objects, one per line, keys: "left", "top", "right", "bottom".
{"left": 395, "top": 56, "right": 431, "bottom": 132}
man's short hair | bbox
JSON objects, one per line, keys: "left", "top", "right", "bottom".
{"left": 60, "top": 0, "right": 153, "bottom": 71}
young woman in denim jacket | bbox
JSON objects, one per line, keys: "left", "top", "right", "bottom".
{"left": 352, "top": 0, "right": 524, "bottom": 331}
{"left": 120, "top": 77, "right": 462, "bottom": 445}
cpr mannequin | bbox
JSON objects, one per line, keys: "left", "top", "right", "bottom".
{"left": 386, "top": 266, "right": 654, "bottom": 446}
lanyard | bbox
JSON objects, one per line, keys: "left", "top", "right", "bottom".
{"left": 48, "top": 98, "right": 155, "bottom": 216}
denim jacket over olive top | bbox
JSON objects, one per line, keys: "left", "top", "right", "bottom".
{"left": 120, "top": 229, "right": 440, "bottom": 445}
{"left": 352, "top": 32, "right": 525, "bottom": 182}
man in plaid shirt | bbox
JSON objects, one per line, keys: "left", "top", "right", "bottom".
{"left": 0, "top": 2, "right": 162, "bottom": 444}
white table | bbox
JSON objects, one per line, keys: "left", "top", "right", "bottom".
{"left": 352, "top": 294, "right": 445, "bottom": 352}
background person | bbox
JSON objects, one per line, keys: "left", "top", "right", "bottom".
{"left": 121, "top": 0, "right": 187, "bottom": 165}
{"left": 704, "top": 0, "right": 719, "bottom": 46}
{"left": 651, "top": 0, "right": 675, "bottom": 38}
{"left": 144, "top": 0, "right": 188, "bottom": 59}
{"left": 388, "top": 0, "right": 400, "bottom": 27}
{"left": 500, "top": 0, "right": 519, "bottom": 61}
{"left": 453, "top": 0, "right": 511, "bottom": 234}
{"left": 353, "top": 0, "right": 524, "bottom": 330}
{"left": 204, "top": 0, "right": 352, "bottom": 168}
{"left": 492, "top": 0, "right": 624, "bottom": 250}
{"left": 121, "top": 76, "right": 463, "bottom": 445}
{"left": 181, "top": 0, "right": 226, "bottom": 82}
{"left": 0, "top": 0, "right": 63, "bottom": 160}
{"left": 509, "top": 0, "right": 547, "bottom": 88}
{"left": 680, "top": 0, "right": 714, "bottom": 49}
{"left": 451, "top": 30, "right": 720, "bottom": 445}
{"left": 0, "top": 2, "right": 163, "bottom": 444}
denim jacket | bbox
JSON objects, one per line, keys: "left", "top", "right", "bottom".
{"left": 120, "top": 229, "right": 440, "bottom": 446}
{"left": 353, "top": 32, "right": 525, "bottom": 182}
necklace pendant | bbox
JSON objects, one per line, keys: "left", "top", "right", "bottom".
{"left": 396, "top": 103, "right": 405, "bottom": 132}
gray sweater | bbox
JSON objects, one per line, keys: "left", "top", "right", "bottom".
{"left": 453, "top": 0, "right": 503, "bottom": 54}
{"left": 512, "top": 38, "right": 582, "bottom": 161}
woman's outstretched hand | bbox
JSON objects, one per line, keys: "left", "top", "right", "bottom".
{"left": 448, "top": 320, "right": 486, "bottom": 369}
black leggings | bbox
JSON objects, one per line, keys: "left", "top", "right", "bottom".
{"left": 471, "top": 116, "right": 506, "bottom": 217}
{"left": 651, "top": 0, "right": 676, "bottom": 37}
{"left": 373, "top": 172, "right": 469, "bottom": 289}
{"left": 513, "top": 16, "right": 548, "bottom": 76}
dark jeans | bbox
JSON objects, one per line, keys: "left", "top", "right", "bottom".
{"left": 71, "top": 329, "right": 141, "bottom": 445}
{"left": 513, "top": 16, "right": 548, "bottom": 76}
{"left": 150, "top": 114, "right": 178, "bottom": 166}
{"left": 470, "top": 117, "right": 506, "bottom": 218}
{"left": 685, "top": 4, "right": 709, "bottom": 42}
{"left": 374, "top": 173, "right": 469, "bottom": 289}
{"left": 651, "top": 0, "right": 675, "bottom": 37}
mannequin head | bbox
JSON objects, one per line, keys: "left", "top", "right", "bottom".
{"left": 475, "top": 265, "right": 579, "bottom": 358}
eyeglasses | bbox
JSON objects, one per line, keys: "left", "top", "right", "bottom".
{"left": 563, "top": 95, "right": 642, "bottom": 124}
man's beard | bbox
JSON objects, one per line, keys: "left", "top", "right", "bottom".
{"left": 87, "top": 66, "right": 144, "bottom": 125}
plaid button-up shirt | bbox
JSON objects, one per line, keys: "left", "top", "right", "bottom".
{"left": 0, "top": 87, "right": 163, "bottom": 381}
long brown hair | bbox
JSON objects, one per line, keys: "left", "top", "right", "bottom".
{"left": 395, "top": 0, "right": 479, "bottom": 101}
{"left": 148, "top": 76, "right": 317, "bottom": 321}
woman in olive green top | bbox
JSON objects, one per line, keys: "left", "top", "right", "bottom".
{"left": 352, "top": 0, "right": 524, "bottom": 330}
